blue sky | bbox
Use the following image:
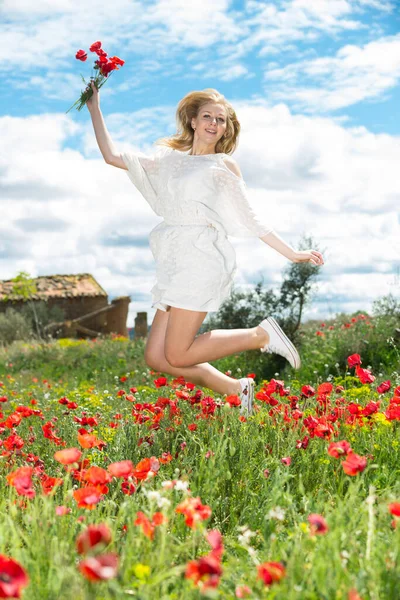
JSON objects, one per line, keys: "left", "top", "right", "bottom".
{"left": 1, "top": 0, "right": 399, "bottom": 327}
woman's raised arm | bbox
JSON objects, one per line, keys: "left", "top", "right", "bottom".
{"left": 86, "top": 81, "right": 127, "bottom": 170}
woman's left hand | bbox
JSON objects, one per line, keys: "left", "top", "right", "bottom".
{"left": 292, "top": 250, "right": 324, "bottom": 265}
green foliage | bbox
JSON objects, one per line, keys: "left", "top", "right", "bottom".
{"left": 1, "top": 270, "right": 38, "bottom": 301}
{"left": 0, "top": 333, "right": 399, "bottom": 599}
{"left": 0, "top": 307, "right": 34, "bottom": 345}
{"left": 0, "top": 270, "right": 67, "bottom": 345}
{"left": 372, "top": 292, "right": 400, "bottom": 317}
{"left": 277, "top": 234, "right": 324, "bottom": 337}
{"left": 19, "top": 300, "right": 66, "bottom": 340}
{"left": 200, "top": 279, "right": 280, "bottom": 331}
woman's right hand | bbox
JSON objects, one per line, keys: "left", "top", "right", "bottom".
{"left": 86, "top": 80, "right": 100, "bottom": 112}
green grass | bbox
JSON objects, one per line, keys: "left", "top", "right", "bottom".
{"left": 0, "top": 320, "right": 399, "bottom": 599}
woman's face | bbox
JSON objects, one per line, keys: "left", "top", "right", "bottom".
{"left": 191, "top": 103, "right": 227, "bottom": 147}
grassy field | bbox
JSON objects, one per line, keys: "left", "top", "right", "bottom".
{"left": 0, "top": 311, "right": 399, "bottom": 599}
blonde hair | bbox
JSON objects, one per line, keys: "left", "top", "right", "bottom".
{"left": 156, "top": 88, "right": 240, "bottom": 155}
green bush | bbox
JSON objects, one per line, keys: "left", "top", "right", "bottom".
{"left": 19, "top": 300, "right": 66, "bottom": 340}
{"left": 0, "top": 300, "right": 67, "bottom": 346}
{"left": 0, "top": 307, "right": 34, "bottom": 345}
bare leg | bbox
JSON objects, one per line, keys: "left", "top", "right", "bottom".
{"left": 145, "top": 309, "right": 246, "bottom": 396}
{"left": 153, "top": 356, "right": 242, "bottom": 397}
{"left": 164, "top": 307, "right": 270, "bottom": 368}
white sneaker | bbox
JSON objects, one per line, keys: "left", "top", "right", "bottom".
{"left": 238, "top": 377, "right": 255, "bottom": 416}
{"left": 259, "top": 316, "right": 301, "bottom": 369}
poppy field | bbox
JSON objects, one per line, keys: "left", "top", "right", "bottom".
{"left": 0, "top": 318, "right": 399, "bottom": 599}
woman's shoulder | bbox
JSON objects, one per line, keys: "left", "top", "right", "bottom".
{"left": 216, "top": 153, "right": 243, "bottom": 180}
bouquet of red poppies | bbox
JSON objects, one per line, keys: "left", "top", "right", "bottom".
{"left": 66, "top": 41, "right": 124, "bottom": 113}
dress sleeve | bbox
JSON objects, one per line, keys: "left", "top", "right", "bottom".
{"left": 120, "top": 145, "right": 172, "bottom": 214}
{"left": 213, "top": 158, "right": 275, "bottom": 238}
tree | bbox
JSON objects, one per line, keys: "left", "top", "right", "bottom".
{"left": 200, "top": 279, "right": 280, "bottom": 333}
{"left": 1, "top": 271, "right": 42, "bottom": 339}
{"left": 278, "top": 234, "right": 323, "bottom": 338}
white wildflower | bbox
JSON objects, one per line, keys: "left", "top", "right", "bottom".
{"left": 268, "top": 506, "right": 285, "bottom": 521}
{"left": 157, "top": 497, "right": 171, "bottom": 509}
{"left": 175, "top": 480, "right": 189, "bottom": 492}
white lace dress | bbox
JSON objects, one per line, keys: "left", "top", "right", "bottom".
{"left": 120, "top": 146, "right": 274, "bottom": 312}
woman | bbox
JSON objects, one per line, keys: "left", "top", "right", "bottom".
{"left": 87, "top": 84, "right": 324, "bottom": 415}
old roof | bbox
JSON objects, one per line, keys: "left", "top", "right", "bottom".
{"left": 0, "top": 273, "right": 108, "bottom": 302}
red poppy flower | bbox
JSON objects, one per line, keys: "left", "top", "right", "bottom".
{"left": 207, "top": 529, "right": 224, "bottom": 560}
{"left": 386, "top": 405, "right": 400, "bottom": 421}
{"left": 301, "top": 385, "right": 316, "bottom": 397}
{"left": 121, "top": 481, "right": 136, "bottom": 495}
{"left": 76, "top": 523, "right": 112, "bottom": 554}
{"left": 188, "top": 423, "right": 197, "bottom": 431}
{"left": 355, "top": 365, "right": 375, "bottom": 384}
{"left": 6, "top": 466, "right": 35, "bottom": 498}
{"left": 185, "top": 554, "right": 222, "bottom": 590}
{"left": 318, "top": 382, "right": 333, "bottom": 395}
{"left": 0, "top": 554, "right": 29, "bottom": 598}
{"left": 388, "top": 502, "right": 400, "bottom": 517}
{"left": 327, "top": 440, "right": 352, "bottom": 458}
{"left": 109, "top": 56, "right": 125, "bottom": 68}
{"left": 281, "top": 457, "right": 291, "bottom": 466}
{"left": 40, "top": 474, "right": 63, "bottom": 495}
{"left": 134, "top": 511, "right": 154, "bottom": 539}
{"left": 347, "top": 354, "right": 361, "bottom": 367}
{"left": 42, "top": 421, "right": 64, "bottom": 446}
{"left": 257, "top": 561, "right": 286, "bottom": 586}
{"left": 377, "top": 380, "right": 391, "bottom": 394}
{"left": 133, "top": 457, "right": 160, "bottom": 480}
{"left": 308, "top": 513, "right": 329, "bottom": 535}
{"left": 175, "top": 496, "right": 212, "bottom": 528}
{"left": 56, "top": 506, "right": 71, "bottom": 516}
{"left": 89, "top": 41, "right": 102, "bottom": 53}
{"left": 134, "top": 511, "right": 167, "bottom": 540}
{"left": 5, "top": 413, "right": 22, "bottom": 428}
{"left": 78, "top": 432, "right": 106, "bottom": 450}
{"left": 342, "top": 452, "right": 367, "bottom": 476}
{"left": 348, "top": 589, "right": 363, "bottom": 600}
{"left": 107, "top": 460, "right": 133, "bottom": 478}
{"left": 54, "top": 447, "right": 82, "bottom": 465}
{"left": 79, "top": 553, "right": 118, "bottom": 581}
{"left": 73, "top": 486, "right": 103, "bottom": 509}
{"left": 235, "top": 585, "right": 252, "bottom": 598}
{"left": 296, "top": 436, "right": 309, "bottom": 450}
{"left": 4, "top": 432, "right": 24, "bottom": 451}
{"left": 84, "top": 466, "right": 112, "bottom": 486}
{"left": 154, "top": 377, "right": 168, "bottom": 388}
{"left": 159, "top": 452, "right": 173, "bottom": 464}
{"left": 225, "top": 394, "right": 241, "bottom": 407}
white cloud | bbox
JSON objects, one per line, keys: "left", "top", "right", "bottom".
{"left": 1, "top": 101, "right": 399, "bottom": 325}
{"left": 264, "top": 33, "right": 400, "bottom": 111}
{"left": 0, "top": 0, "right": 389, "bottom": 92}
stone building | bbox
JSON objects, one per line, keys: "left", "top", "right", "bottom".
{"left": 0, "top": 273, "right": 130, "bottom": 338}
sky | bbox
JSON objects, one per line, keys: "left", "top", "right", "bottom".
{"left": 1, "top": 0, "right": 399, "bottom": 328}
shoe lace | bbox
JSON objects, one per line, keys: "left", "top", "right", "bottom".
{"left": 265, "top": 343, "right": 282, "bottom": 355}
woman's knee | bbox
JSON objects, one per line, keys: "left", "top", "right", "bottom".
{"left": 144, "top": 348, "right": 162, "bottom": 371}
{"left": 164, "top": 348, "right": 184, "bottom": 368}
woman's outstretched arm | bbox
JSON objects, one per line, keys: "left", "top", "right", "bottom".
{"left": 259, "top": 231, "right": 324, "bottom": 265}
{"left": 86, "top": 81, "right": 127, "bottom": 170}
{"left": 223, "top": 156, "right": 324, "bottom": 266}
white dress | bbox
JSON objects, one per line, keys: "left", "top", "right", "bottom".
{"left": 120, "top": 146, "right": 274, "bottom": 312}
